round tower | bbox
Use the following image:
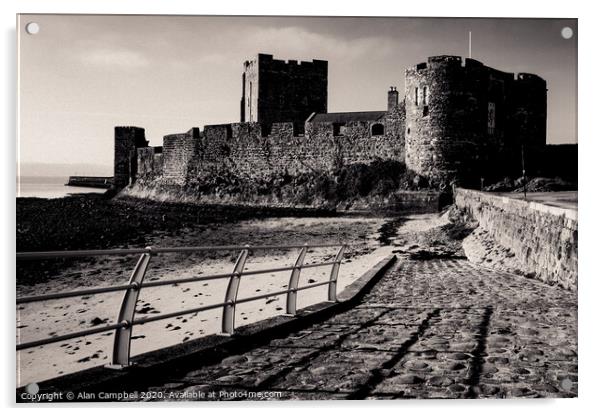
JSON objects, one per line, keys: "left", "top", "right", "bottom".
{"left": 404, "top": 56, "right": 483, "bottom": 187}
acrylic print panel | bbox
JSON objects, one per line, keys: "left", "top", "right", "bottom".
{"left": 16, "top": 14, "right": 577, "bottom": 402}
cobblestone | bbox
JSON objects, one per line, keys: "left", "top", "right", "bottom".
{"left": 136, "top": 256, "right": 577, "bottom": 400}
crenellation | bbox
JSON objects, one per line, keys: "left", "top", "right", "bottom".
{"left": 114, "top": 54, "right": 553, "bottom": 192}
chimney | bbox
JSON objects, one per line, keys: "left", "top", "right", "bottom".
{"left": 388, "top": 86, "right": 399, "bottom": 111}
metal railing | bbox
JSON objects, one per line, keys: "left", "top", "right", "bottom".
{"left": 16, "top": 243, "right": 346, "bottom": 368}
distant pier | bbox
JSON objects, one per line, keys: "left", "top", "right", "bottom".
{"left": 66, "top": 176, "right": 113, "bottom": 189}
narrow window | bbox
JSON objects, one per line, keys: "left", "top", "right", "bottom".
{"left": 423, "top": 106, "right": 429, "bottom": 117}
{"left": 371, "top": 123, "right": 384, "bottom": 136}
{"left": 414, "top": 87, "right": 418, "bottom": 106}
{"left": 249, "top": 81, "right": 253, "bottom": 120}
{"left": 423, "top": 86, "right": 428, "bottom": 105}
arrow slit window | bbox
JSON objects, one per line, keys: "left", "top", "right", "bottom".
{"left": 487, "top": 102, "right": 496, "bottom": 136}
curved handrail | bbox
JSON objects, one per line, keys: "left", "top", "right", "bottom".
{"left": 16, "top": 243, "right": 347, "bottom": 367}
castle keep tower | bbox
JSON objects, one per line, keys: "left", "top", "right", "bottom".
{"left": 404, "top": 55, "right": 547, "bottom": 186}
{"left": 240, "top": 53, "right": 328, "bottom": 134}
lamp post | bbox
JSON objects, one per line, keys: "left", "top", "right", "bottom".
{"left": 521, "top": 143, "right": 527, "bottom": 200}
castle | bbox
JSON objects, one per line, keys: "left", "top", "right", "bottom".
{"left": 114, "top": 53, "right": 554, "bottom": 192}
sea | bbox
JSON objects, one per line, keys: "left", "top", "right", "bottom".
{"left": 16, "top": 176, "right": 106, "bottom": 199}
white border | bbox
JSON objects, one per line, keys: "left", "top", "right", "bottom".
{"left": 3, "top": 1, "right": 600, "bottom": 415}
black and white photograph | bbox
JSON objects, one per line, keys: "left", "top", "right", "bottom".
{"left": 14, "top": 12, "right": 578, "bottom": 403}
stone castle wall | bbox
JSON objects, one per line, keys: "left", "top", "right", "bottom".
{"left": 119, "top": 55, "right": 550, "bottom": 191}
{"left": 161, "top": 129, "right": 199, "bottom": 185}
{"left": 153, "top": 116, "right": 405, "bottom": 185}
{"left": 137, "top": 146, "right": 164, "bottom": 179}
{"left": 455, "top": 188, "right": 577, "bottom": 290}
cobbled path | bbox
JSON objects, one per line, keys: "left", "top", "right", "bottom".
{"left": 138, "top": 257, "right": 577, "bottom": 400}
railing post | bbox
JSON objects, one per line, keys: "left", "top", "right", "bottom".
{"left": 285, "top": 244, "right": 308, "bottom": 316}
{"left": 220, "top": 248, "right": 249, "bottom": 335}
{"left": 328, "top": 245, "right": 346, "bottom": 302}
{"left": 108, "top": 247, "right": 153, "bottom": 368}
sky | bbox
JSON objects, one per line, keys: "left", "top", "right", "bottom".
{"left": 17, "top": 15, "right": 577, "bottom": 175}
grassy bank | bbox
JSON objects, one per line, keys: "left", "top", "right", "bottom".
{"left": 129, "top": 159, "right": 440, "bottom": 209}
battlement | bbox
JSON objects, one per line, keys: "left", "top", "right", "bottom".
{"left": 113, "top": 53, "right": 547, "bottom": 193}
{"left": 247, "top": 53, "right": 328, "bottom": 70}
{"left": 116, "top": 125, "right": 145, "bottom": 130}
{"left": 408, "top": 56, "right": 545, "bottom": 88}
{"left": 427, "top": 55, "right": 463, "bottom": 68}
{"left": 516, "top": 72, "right": 547, "bottom": 86}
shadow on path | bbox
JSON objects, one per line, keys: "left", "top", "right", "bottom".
{"left": 254, "top": 309, "right": 392, "bottom": 390}
{"left": 466, "top": 306, "right": 493, "bottom": 398}
{"left": 347, "top": 308, "right": 441, "bottom": 399}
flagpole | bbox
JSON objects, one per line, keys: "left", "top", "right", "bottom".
{"left": 469, "top": 31, "right": 472, "bottom": 58}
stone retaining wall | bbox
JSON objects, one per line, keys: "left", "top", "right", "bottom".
{"left": 454, "top": 188, "right": 577, "bottom": 290}
{"left": 364, "top": 191, "right": 443, "bottom": 214}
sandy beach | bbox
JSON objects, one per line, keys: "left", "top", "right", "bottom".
{"left": 17, "top": 214, "right": 397, "bottom": 387}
